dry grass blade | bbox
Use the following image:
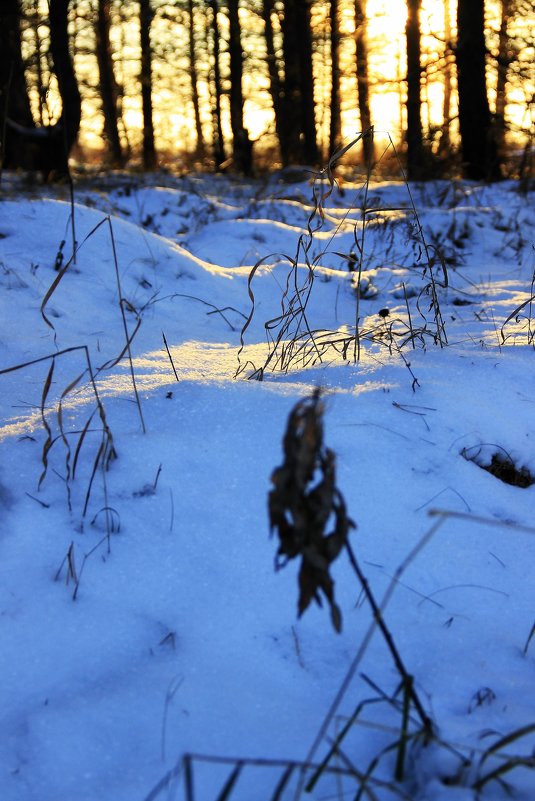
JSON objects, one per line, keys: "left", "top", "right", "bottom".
{"left": 184, "top": 755, "right": 194, "bottom": 801}
{"left": 270, "top": 764, "right": 295, "bottom": 801}
{"left": 107, "top": 216, "right": 146, "bottom": 433}
{"left": 72, "top": 409, "right": 97, "bottom": 480}
{"left": 38, "top": 357, "right": 55, "bottom": 490}
{"left": 40, "top": 218, "right": 108, "bottom": 332}
{"left": 214, "top": 762, "right": 243, "bottom": 801}
{"left": 162, "top": 331, "right": 179, "bottom": 381}
{"left": 0, "top": 345, "right": 117, "bottom": 524}
{"left": 524, "top": 619, "right": 535, "bottom": 654}
{"left": 472, "top": 723, "right": 535, "bottom": 792}
{"left": 237, "top": 133, "right": 448, "bottom": 381}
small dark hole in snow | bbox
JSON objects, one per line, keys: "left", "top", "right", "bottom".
{"left": 462, "top": 447, "right": 534, "bottom": 488}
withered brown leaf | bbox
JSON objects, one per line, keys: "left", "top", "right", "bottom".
{"left": 269, "top": 389, "right": 355, "bottom": 632}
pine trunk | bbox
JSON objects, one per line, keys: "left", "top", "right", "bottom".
{"left": 208, "top": 0, "right": 226, "bottom": 168}
{"left": 329, "top": 0, "right": 342, "bottom": 156}
{"left": 96, "top": 0, "right": 124, "bottom": 166}
{"left": 296, "top": 0, "right": 319, "bottom": 164}
{"left": 456, "top": 0, "right": 501, "bottom": 180}
{"left": 228, "top": 0, "right": 252, "bottom": 174}
{"left": 262, "top": 0, "right": 286, "bottom": 161}
{"left": 187, "top": 0, "right": 205, "bottom": 161}
{"left": 405, "top": 0, "right": 424, "bottom": 179}
{"left": 354, "top": 0, "right": 374, "bottom": 165}
{"left": 139, "top": 0, "right": 156, "bottom": 170}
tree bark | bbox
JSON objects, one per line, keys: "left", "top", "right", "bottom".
{"left": 438, "top": 0, "right": 452, "bottom": 157}
{"left": 0, "top": 0, "right": 35, "bottom": 136}
{"left": 139, "top": 0, "right": 156, "bottom": 170}
{"left": 208, "top": 0, "right": 226, "bottom": 168}
{"left": 187, "top": 0, "right": 205, "bottom": 161}
{"left": 49, "top": 0, "right": 82, "bottom": 149}
{"left": 228, "top": 0, "right": 252, "bottom": 174}
{"left": 329, "top": 0, "right": 342, "bottom": 156}
{"left": 354, "top": 0, "right": 374, "bottom": 165}
{"left": 456, "top": 0, "right": 501, "bottom": 180}
{"left": 96, "top": 0, "right": 124, "bottom": 166}
{"left": 262, "top": 0, "right": 286, "bottom": 161}
{"left": 405, "top": 0, "right": 424, "bottom": 179}
{"left": 281, "top": 0, "right": 304, "bottom": 165}
{"left": 495, "top": 0, "right": 511, "bottom": 159}
{"left": 1, "top": 0, "right": 81, "bottom": 179}
{"left": 296, "top": 0, "right": 319, "bottom": 164}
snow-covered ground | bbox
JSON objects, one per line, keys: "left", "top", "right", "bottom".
{"left": 0, "top": 169, "right": 534, "bottom": 801}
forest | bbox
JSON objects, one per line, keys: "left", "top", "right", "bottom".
{"left": 1, "top": 3, "right": 535, "bottom": 801}
{"left": 1, "top": 0, "right": 533, "bottom": 182}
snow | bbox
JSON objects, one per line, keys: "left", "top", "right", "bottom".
{"left": 0, "top": 170, "right": 534, "bottom": 801}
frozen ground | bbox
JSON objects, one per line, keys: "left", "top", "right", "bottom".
{"left": 0, "top": 169, "right": 534, "bottom": 801}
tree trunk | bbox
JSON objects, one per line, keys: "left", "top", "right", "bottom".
{"left": 281, "top": 0, "right": 304, "bottom": 165}
{"left": 329, "top": 0, "right": 342, "bottom": 156}
{"left": 438, "top": 0, "right": 452, "bottom": 157}
{"left": 0, "top": 0, "right": 35, "bottom": 136}
{"left": 187, "top": 0, "right": 205, "bottom": 161}
{"left": 228, "top": 0, "right": 252, "bottom": 174}
{"left": 405, "top": 0, "right": 424, "bottom": 179}
{"left": 208, "top": 0, "right": 226, "bottom": 168}
{"left": 456, "top": 0, "right": 501, "bottom": 180}
{"left": 262, "top": 0, "right": 286, "bottom": 161}
{"left": 495, "top": 0, "right": 511, "bottom": 159}
{"left": 354, "top": 0, "right": 374, "bottom": 165}
{"left": 139, "top": 0, "right": 156, "bottom": 170}
{"left": 49, "top": 0, "right": 82, "bottom": 149}
{"left": 30, "top": 0, "right": 47, "bottom": 126}
{"left": 296, "top": 0, "right": 319, "bottom": 164}
{"left": 96, "top": 0, "right": 124, "bottom": 166}
{"left": 1, "top": 0, "right": 81, "bottom": 180}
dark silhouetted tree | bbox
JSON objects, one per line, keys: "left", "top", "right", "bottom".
{"left": 228, "top": 0, "right": 253, "bottom": 173}
{"left": 456, "top": 0, "right": 501, "bottom": 180}
{"left": 329, "top": 0, "right": 342, "bottom": 156}
{"left": 1, "top": 0, "right": 81, "bottom": 179}
{"left": 140, "top": 0, "right": 156, "bottom": 169}
{"left": 262, "top": 0, "right": 286, "bottom": 160}
{"left": 297, "top": 0, "right": 319, "bottom": 164}
{"left": 96, "top": 0, "right": 124, "bottom": 165}
{"left": 187, "top": 0, "right": 206, "bottom": 161}
{"left": 208, "top": 0, "right": 226, "bottom": 168}
{"left": 279, "top": 0, "right": 318, "bottom": 165}
{"left": 405, "top": 0, "right": 424, "bottom": 179}
{"left": 354, "top": 0, "right": 374, "bottom": 165}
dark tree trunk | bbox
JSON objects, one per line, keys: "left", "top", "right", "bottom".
{"left": 49, "top": 0, "right": 82, "bottom": 149}
{"left": 262, "top": 0, "right": 286, "bottom": 160}
{"left": 187, "top": 0, "right": 205, "bottom": 161}
{"left": 495, "top": 0, "right": 511, "bottom": 159}
{"left": 279, "top": 0, "right": 318, "bottom": 166}
{"left": 139, "top": 0, "right": 156, "bottom": 170}
{"left": 354, "top": 0, "right": 374, "bottom": 165}
{"left": 405, "top": 0, "right": 424, "bottom": 179}
{"left": 281, "top": 0, "right": 304, "bottom": 165}
{"left": 329, "top": 0, "right": 342, "bottom": 156}
{"left": 456, "top": 0, "right": 501, "bottom": 180}
{"left": 228, "top": 0, "right": 252, "bottom": 174}
{"left": 96, "top": 0, "right": 124, "bottom": 166}
{"left": 296, "top": 0, "right": 319, "bottom": 164}
{"left": 0, "top": 0, "right": 35, "bottom": 135}
{"left": 208, "top": 0, "right": 226, "bottom": 168}
{"left": 1, "top": 0, "right": 81, "bottom": 180}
